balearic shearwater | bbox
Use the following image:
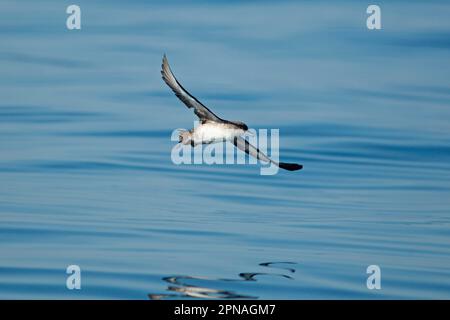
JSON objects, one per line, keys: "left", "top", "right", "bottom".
{"left": 161, "top": 55, "right": 302, "bottom": 171}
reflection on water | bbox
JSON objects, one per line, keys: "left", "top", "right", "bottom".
{"left": 148, "top": 262, "right": 297, "bottom": 300}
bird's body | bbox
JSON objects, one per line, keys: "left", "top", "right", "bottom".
{"left": 161, "top": 55, "right": 302, "bottom": 171}
{"left": 181, "top": 121, "right": 246, "bottom": 146}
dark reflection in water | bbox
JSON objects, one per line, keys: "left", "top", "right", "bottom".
{"left": 148, "top": 262, "right": 297, "bottom": 300}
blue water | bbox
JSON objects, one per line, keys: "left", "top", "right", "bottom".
{"left": 1, "top": 0, "right": 450, "bottom": 299}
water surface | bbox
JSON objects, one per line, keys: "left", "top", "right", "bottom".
{"left": 1, "top": 0, "right": 450, "bottom": 299}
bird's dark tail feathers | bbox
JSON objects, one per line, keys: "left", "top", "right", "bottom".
{"left": 278, "top": 162, "right": 303, "bottom": 171}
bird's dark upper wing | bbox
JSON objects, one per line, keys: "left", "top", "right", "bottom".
{"left": 232, "top": 137, "right": 303, "bottom": 171}
{"left": 233, "top": 136, "right": 272, "bottom": 164}
{"left": 161, "top": 55, "right": 222, "bottom": 122}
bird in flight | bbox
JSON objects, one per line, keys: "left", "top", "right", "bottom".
{"left": 161, "top": 55, "right": 302, "bottom": 171}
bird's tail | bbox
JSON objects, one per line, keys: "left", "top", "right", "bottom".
{"left": 278, "top": 162, "right": 303, "bottom": 171}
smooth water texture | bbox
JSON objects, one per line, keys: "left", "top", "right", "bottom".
{"left": 1, "top": 0, "right": 450, "bottom": 299}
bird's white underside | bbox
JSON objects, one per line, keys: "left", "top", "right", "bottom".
{"left": 192, "top": 122, "right": 245, "bottom": 145}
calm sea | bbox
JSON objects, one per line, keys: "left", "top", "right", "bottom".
{"left": 1, "top": 0, "right": 450, "bottom": 299}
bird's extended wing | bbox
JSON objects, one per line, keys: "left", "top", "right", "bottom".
{"left": 232, "top": 136, "right": 303, "bottom": 171}
{"left": 161, "top": 55, "right": 222, "bottom": 122}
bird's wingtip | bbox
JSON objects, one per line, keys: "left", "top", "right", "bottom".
{"left": 278, "top": 163, "right": 303, "bottom": 171}
{"left": 161, "top": 54, "right": 170, "bottom": 78}
{"left": 162, "top": 53, "right": 169, "bottom": 65}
